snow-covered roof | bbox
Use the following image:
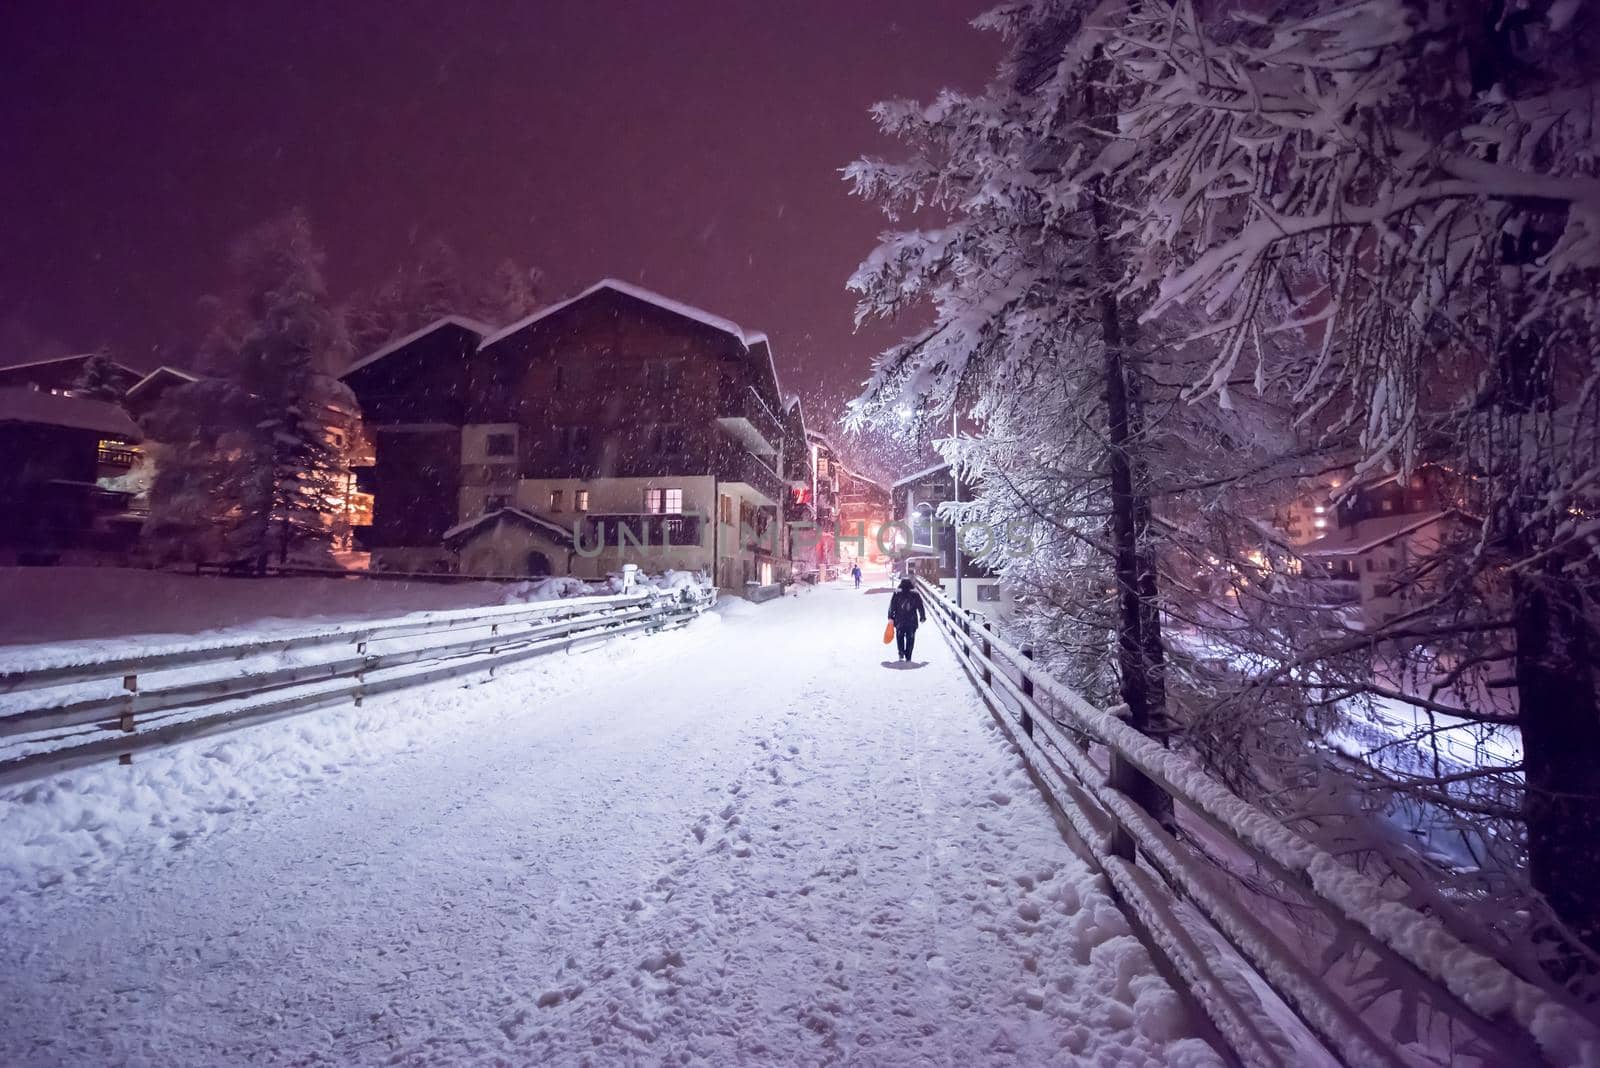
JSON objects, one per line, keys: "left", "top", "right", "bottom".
{"left": 480, "top": 278, "right": 786, "bottom": 406}
{"left": 442, "top": 507, "right": 576, "bottom": 549}
{"left": 0, "top": 388, "right": 140, "bottom": 438}
{"left": 837, "top": 463, "right": 887, "bottom": 491}
{"left": 343, "top": 315, "right": 495, "bottom": 378}
{"left": 892, "top": 461, "right": 951, "bottom": 488}
{"left": 1300, "top": 511, "right": 1450, "bottom": 557}
{"left": 124, "top": 365, "right": 199, "bottom": 398}
{"left": 480, "top": 278, "right": 755, "bottom": 350}
{"left": 741, "top": 334, "right": 785, "bottom": 413}
{"left": 0, "top": 352, "right": 130, "bottom": 374}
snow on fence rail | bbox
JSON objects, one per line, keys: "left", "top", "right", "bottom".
{"left": 915, "top": 578, "right": 1598, "bottom": 1068}
{"left": 0, "top": 584, "right": 716, "bottom": 786}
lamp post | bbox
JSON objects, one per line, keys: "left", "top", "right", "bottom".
{"left": 952, "top": 407, "right": 962, "bottom": 609}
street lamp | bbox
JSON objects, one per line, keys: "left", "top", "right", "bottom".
{"left": 952, "top": 406, "right": 962, "bottom": 609}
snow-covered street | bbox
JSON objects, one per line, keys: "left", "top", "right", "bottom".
{"left": 0, "top": 581, "right": 1218, "bottom": 1066}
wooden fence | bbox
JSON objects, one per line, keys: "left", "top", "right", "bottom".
{"left": 915, "top": 577, "right": 1597, "bottom": 1068}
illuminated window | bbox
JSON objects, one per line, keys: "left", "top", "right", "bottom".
{"left": 575, "top": 490, "right": 590, "bottom": 512}
{"left": 549, "top": 490, "right": 564, "bottom": 513}
{"left": 644, "top": 488, "right": 682, "bottom": 514}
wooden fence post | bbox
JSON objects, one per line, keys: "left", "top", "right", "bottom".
{"left": 1019, "top": 647, "right": 1035, "bottom": 739}
{"left": 117, "top": 674, "right": 137, "bottom": 765}
{"left": 1105, "top": 702, "right": 1138, "bottom": 860}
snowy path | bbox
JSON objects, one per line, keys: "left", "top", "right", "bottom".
{"left": 0, "top": 583, "right": 1220, "bottom": 1066}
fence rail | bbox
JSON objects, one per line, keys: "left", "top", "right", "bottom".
{"left": 915, "top": 577, "right": 1597, "bottom": 1068}
{"left": 0, "top": 585, "right": 715, "bottom": 787}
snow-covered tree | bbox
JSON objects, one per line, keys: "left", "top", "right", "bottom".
{"left": 71, "top": 351, "right": 125, "bottom": 402}
{"left": 146, "top": 209, "right": 356, "bottom": 568}
{"left": 1110, "top": 0, "right": 1600, "bottom": 968}
{"left": 848, "top": 0, "right": 1203, "bottom": 827}
{"left": 850, "top": 0, "right": 1600, "bottom": 993}
{"left": 344, "top": 240, "right": 543, "bottom": 355}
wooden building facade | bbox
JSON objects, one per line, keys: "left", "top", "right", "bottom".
{"left": 344, "top": 281, "right": 810, "bottom": 591}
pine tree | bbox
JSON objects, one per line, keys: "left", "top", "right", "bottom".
{"left": 1110, "top": 0, "right": 1600, "bottom": 970}
{"left": 344, "top": 241, "right": 543, "bottom": 355}
{"left": 145, "top": 209, "right": 356, "bottom": 569}
{"left": 847, "top": 0, "right": 1190, "bottom": 832}
{"left": 72, "top": 351, "right": 125, "bottom": 402}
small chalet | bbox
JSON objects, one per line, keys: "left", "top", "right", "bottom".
{"left": 441, "top": 507, "right": 577, "bottom": 577}
{"left": 835, "top": 462, "right": 891, "bottom": 565}
{"left": 0, "top": 353, "right": 140, "bottom": 397}
{"left": 0, "top": 388, "right": 144, "bottom": 564}
{"left": 891, "top": 462, "right": 1010, "bottom": 620}
{"left": 121, "top": 365, "right": 200, "bottom": 418}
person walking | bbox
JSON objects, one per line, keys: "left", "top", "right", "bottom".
{"left": 851, "top": 563, "right": 862, "bottom": 588}
{"left": 888, "top": 577, "right": 926, "bottom": 662}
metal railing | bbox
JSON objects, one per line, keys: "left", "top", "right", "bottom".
{"left": 915, "top": 577, "right": 1597, "bottom": 1068}
{"left": 0, "top": 585, "right": 716, "bottom": 787}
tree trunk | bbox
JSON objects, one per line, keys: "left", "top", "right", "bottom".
{"left": 1495, "top": 220, "right": 1600, "bottom": 973}
{"left": 1514, "top": 566, "right": 1600, "bottom": 973}
{"left": 1087, "top": 124, "right": 1174, "bottom": 832}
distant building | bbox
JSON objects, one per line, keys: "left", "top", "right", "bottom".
{"left": 1296, "top": 465, "right": 1464, "bottom": 629}
{"left": 806, "top": 429, "right": 840, "bottom": 565}
{"left": 890, "top": 461, "right": 1010, "bottom": 620}
{"left": 834, "top": 463, "right": 890, "bottom": 564}
{"left": 0, "top": 353, "right": 139, "bottom": 397}
{"left": 344, "top": 280, "right": 806, "bottom": 593}
{"left": 120, "top": 365, "right": 199, "bottom": 419}
{"left": 0, "top": 388, "right": 144, "bottom": 564}
{"left": 779, "top": 398, "right": 822, "bottom": 577}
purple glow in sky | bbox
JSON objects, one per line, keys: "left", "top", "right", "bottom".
{"left": 0, "top": 1, "right": 999, "bottom": 413}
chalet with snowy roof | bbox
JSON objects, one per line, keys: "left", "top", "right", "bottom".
{"left": 778, "top": 399, "right": 821, "bottom": 576}
{"left": 805, "top": 429, "right": 840, "bottom": 551}
{"left": 0, "top": 352, "right": 139, "bottom": 397}
{"left": 835, "top": 463, "right": 891, "bottom": 566}
{"left": 0, "top": 387, "right": 144, "bottom": 563}
{"left": 121, "top": 365, "right": 199, "bottom": 418}
{"left": 343, "top": 281, "right": 809, "bottom": 592}
{"left": 891, "top": 461, "right": 1009, "bottom": 620}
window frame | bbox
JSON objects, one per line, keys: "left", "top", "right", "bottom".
{"left": 484, "top": 431, "right": 517, "bottom": 458}
{"left": 644, "top": 487, "right": 683, "bottom": 514}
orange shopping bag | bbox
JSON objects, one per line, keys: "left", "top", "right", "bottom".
{"left": 883, "top": 621, "right": 896, "bottom": 644}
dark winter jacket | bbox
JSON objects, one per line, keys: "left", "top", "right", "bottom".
{"left": 889, "top": 589, "right": 926, "bottom": 630}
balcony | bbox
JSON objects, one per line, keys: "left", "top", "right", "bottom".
{"left": 716, "top": 382, "right": 782, "bottom": 458}
{"left": 96, "top": 444, "right": 138, "bottom": 468}
{"left": 719, "top": 447, "right": 785, "bottom": 506}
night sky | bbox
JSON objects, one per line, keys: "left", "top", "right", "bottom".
{"left": 0, "top": 1, "right": 998, "bottom": 415}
